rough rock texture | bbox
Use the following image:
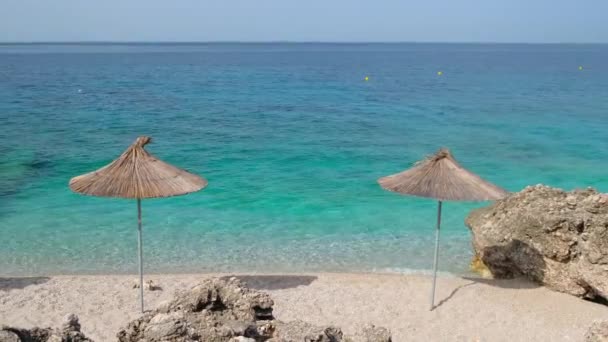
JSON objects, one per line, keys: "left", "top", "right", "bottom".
{"left": 132, "top": 279, "right": 162, "bottom": 291}
{"left": 466, "top": 185, "right": 608, "bottom": 301}
{"left": 117, "top": 277, "right": 274, "bottom": 342}
{"left": 585, "top": 321, "right": 608, "bottom": 342}
{"left": 352, "top": 325, "right": 392, "bottom": 342}
{"left": 0, "top": 314, "right": 93, "bottom": 342}
{"left": 0, "top": 330, "right": 20, "bottom": 342}
{"left": 117, "top": 277, "right": 391, "bottom": 342}
{"left": 269, "top": 320, "right": 343, "bottom": 341}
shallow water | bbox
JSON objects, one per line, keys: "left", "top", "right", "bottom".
{"left": 1, "top": 43, "right": 608, "bottom": 276}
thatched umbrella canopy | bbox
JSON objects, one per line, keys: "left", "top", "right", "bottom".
{"left": 378, "top": 148, "right": 507, "bottom": 310}
{"left": 69, "top": 136, "right": 207, "bottom": 312}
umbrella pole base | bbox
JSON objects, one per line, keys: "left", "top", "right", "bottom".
{"left": 137, "top": 199, "right": 144, "bottom": 313}
{"left": 430, "top": 200, "right": 442, "bottom": 311}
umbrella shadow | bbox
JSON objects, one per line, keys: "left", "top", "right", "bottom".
{"left": 220, "top": 275, "right": 317, "bottom": 290}
{"left": 0, "top": 276, "right": 50, "bottom": 291}
{"left": 433, "top": 239, "right": 545, "bottom": 309}
{"left": 433, "top": 281, "right": 476, "bottom": 310}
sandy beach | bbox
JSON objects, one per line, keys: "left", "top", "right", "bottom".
{"left": 1, "top": 273, "right": 607, "bottom": 341}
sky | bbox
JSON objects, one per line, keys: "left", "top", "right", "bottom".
{"left": 1, "top": 0, "right": 607, "bottom": 43}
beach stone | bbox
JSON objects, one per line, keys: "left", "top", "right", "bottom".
{"left": 230, "top": 337, "right": 256, "bottom": 342}
{"left": 133, "top": 279, "right": 162, "bottom": 291}
{"left": 466, "top": 185, "right": 608, "bottom": 302}
{"left": 352, "top": 324, "right": 392, "bottom": 342}
{"left": 585, "top": 321, "right": 608, "bottom": 342}
{"left": 270, "top": 320, "right": 344, "bottom": 341}
{"left": 61, "top": 313, "right": 81, "bottom": 333}
{"left": 118, "top": 277, "right": 391, "bottom": 342}
{"left": 0, "top": 330, "right": 20, "bottom": 342}
{"left": 0, "top": 314, "right": 93, "bottom": 342}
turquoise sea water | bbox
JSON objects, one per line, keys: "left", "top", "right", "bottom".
{"left": 1, "top": 43, "right": 608, "bottom": 276}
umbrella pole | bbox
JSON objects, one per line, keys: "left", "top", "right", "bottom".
{"left": 137, "top": 198, "right": 144, "bottom": 313}
{"left": 430, "top": 200, "right": 442, "bottom": 311}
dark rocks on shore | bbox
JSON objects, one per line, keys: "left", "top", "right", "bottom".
{"left": 0, "top": 314, "right": 93, "bottom": 342}
{"left": 117, "top": 277, "right": 392, "bottom": 342}
{"left": 466, "top": 185, "right": 608, "bottom": 302}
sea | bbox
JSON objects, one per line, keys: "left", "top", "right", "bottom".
{"left": 1, "top": 43, "right": 607, "bottom": 276}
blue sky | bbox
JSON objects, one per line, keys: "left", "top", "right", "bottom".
{"left": 1, "top": 0, "right": 607, "bottom": 43}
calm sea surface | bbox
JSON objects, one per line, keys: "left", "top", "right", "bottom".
{"left": 1, "top": 43, "right": 608, "bottom": 276}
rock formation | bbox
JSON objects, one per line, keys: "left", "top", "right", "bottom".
{"left": 0, "top": 314, "right": 93, "bottom": 342}
{"left": 132, "top": 279, "right": 162, "bottom": 291}
{"left": 585, "top": 321, "right": 608, "bottom": 342}
{"left": 269, "top": 320, "right": 344, "bottom": 341}
{"left": 466, "top": 185, "right": 608, "bottom": 302}
{"left": 1, "top": 278, "right": 390, "bottom": 342}
{"left": 117, "top": 277, "right": 391, "bottom": 342}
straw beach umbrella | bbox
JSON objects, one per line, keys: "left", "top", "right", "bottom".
{"left": 378, "top": 148, "right": 507, "bottom": 310}
{"left": 69, "top": 136, "right": 207, "bottom": 312}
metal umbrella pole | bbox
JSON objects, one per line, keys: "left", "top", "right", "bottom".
{"left": 430, "top": 200, "right": 442, "bottom": 310}
{"left": 137, "top": 198, "right": 144, "bottom": 312}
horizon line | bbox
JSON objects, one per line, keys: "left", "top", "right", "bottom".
{"left": 1, "top": 40, "right": 607, "bottom": 45}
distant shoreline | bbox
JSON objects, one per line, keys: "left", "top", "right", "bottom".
{"left": 0, "top": 268, "right": 470, "bottom": 279}
{"left": 1, "top": 41, "right": 607, "bottom": 45}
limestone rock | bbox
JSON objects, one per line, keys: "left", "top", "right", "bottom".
{"left": 0, "top": 330, "right": 20, "bottom": 342}
{"left": 230, "top": 337, "right": 256, "bottom": 342}
{"left": 0, "top": 314, "right": 93, "bottom": 342}
{"left": 585, "top": 321, "right": 608, "bottom": 342}
{"left": 118, "top": 277, "right": 391, "bottom": 342}
{"left": 469, "top": 254, "right": 493, "bottom": 278}
{"left": 352, "top": 324, "right": 392, "bottom": 342}
{"left": 133, "top": 279, "right": 162, "bottom": 291}
{"left": 270, "top": 322, "right": 391, "bottom": 342}
{"left": 270, "top": 320, "right": 343, "bottom": 342}
{"left": 466, "top": 185, "right": 608, "bottom": 301}
{"left": 118, "top": 277, "right": 275, "bottom": 342}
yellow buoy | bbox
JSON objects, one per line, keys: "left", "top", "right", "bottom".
{"left": 579, "top": 66, "right": 583, "bottom": 71}
{"left": 364, "top": 76, "right": 369, "bottom": 81}
{"left": 437, "top": 71, "right": 443, "bottom": 76}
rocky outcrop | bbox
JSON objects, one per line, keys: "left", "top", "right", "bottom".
{"left": 585, "top": 321, "right": 608, "bottom": 342}
{"left": 352, "top": 325, "right": 392, "bottom": 342}
{"left": 269, "top": 320, "right": 344, "bottom": 341}
{"left": 269, "top": 321, "right": 389, "bottom": 342}
{"left": 117, "top": 277, "right": 274, "bottom": 342}
{"left": 466, "top": 185, "right": 608, "bottom": 302}
{"left": 117, "top": 277, "right": 391, "bottom": 342}
{"left": 0, "top": 278, "right": 390, "bottom": 342}
{"left": 1, "top": 314, "right": 93, "bottom": 342}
